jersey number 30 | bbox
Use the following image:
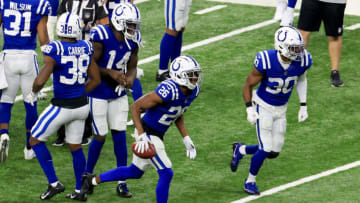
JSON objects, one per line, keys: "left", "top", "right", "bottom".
{"left": 266, "top": 76, "right": 297, "bottom": 94}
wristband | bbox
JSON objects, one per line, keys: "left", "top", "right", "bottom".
{"left": 300, "top": 102, "right": 307, "bottom": 106}
{"left": 245, "top": 102, "right": 252, "bottom": 107}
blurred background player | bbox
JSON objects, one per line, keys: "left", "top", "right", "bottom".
{"left": 156, "top": 0, "right": 192, "bottom": 82}
{"left": 231, "top": 26, "right": 312, "bottom": 195}
{"left": 28, "top": 12, "right": 100, "bottom": 200}
{"left": 80, "top": 55, "right": 201, "bottom": 203}
{"left": 53, "top": 0, "right": 109, "bottom": 146}
{"left": 297, "top": 0, "right": 346, "bottom": 87}
{"left": 47, "top": 0, "right": 59, "bottom": 41}
{"left": 84, "top": 3, "right": 141, "bottom": 198}
{"left": 274, "top": 0, "right": 297, "bottom": 27}
{"left": 0, "top": 0, "right": 51, "bottom": 162}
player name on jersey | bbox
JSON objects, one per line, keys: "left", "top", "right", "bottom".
{"left": 9, "top": 2, "right": 32, "bottom": 11}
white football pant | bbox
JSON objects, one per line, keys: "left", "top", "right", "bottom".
{"left": 255, "top": 104, "right": 287, "bottom": 153}
{"left": 132, "top": 135, "right": 172, "bottom": 171}
{"left": 89, "top": 96, "right": 128, "bottom": 136}
{"left": 31, "top": 104, "right": 89, "bottom": 144}
{"left": 164, "top": 0, "right": 192, "bottom": 31}
{"left": 0, "top": 50, "right": 39, "bottom": 104}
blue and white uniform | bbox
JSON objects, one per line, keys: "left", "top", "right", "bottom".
{"left": 0, "top": 0, "right": 51, "bottom": 103}
{"left": 253, "top": 49, "right": 312, "bottom": 152}
{"left": 31, "top": 40, "right": 94, "bottom": 144}
{"left": 134, "top": 79, "right": 200, "bottom": 171}
{"left": 88, "top": 24, "right": 138, "bottom": 135}
{"left": 164, "top": 0, "right": 192, "bottom": 31}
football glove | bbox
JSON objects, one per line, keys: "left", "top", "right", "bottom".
{"left": 298, "top": 106, "right": 308, "bottom": 122}
{"left": 246, "top": 106, "right": 259, "bottom": 125}
{"left": 115, "top": 85, "right": 125, "bottom": 96}
{"left": 25, "top": 91, "right": 38, "bottom": 106}
{"left": 183, "top": 136, "right": 196, "bottom": 159}
{"left": 134, "top": 133, "right": 152, "bottom": 154}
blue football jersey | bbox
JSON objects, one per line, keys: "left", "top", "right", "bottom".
{"left": 43, "top": 40, "right": 94, "bottom": 99}
{"left": 1, "top": 0, "right": 51, "bottom": 50}
{"left": 142, "top": 79, "right": 200, "bottom": 135}
{"left": 255, "top": 49, "right": 312, "bottom": 106}
{"left": 87, "top": 24, "right": 138, "bottom": 99}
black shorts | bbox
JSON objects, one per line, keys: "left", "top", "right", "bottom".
{"left": 297, "top": 0, "right": 346, "bottom": 37}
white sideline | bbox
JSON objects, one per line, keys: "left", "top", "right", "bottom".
{"left": 16, "top": 13, "right": 296, "bottom": 101}
{"left": 231, "top": 160, "right": 360, "bottom": 203}
{"left": 345, "top": 23, "right": 360, "bottom": 30}
{"left": 194, "top": 5, "right": 228, "bottom": 15}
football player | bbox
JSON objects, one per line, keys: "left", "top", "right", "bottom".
{"left": 28, "top": 12, "right": 100, "bottom": 200}
{"left": 230, "top": 26, "right": 312, "bottom": 195}
{"left": 156, "top": 0, "right": 192, "bottom": 82}
{"left": 79, "top": 55, "right": 201, "bottom": 203}
{"left": 84, "top": 2, "right": 141, "bottom": 198}
{"left": 47, "top": 0, "right": 59, "bottom": 41}
{"left": 104, "top": 0, "right": 144, "bottom": 125}
{"left": 0, "top": 0, "right": 51, "bottom": 162}
{"left": 274, "top": 0, "right": 297, "bottom": 27}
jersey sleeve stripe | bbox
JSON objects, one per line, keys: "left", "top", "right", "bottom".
{"left": 164, "top": 81, "right": 176, "bottom": 100}
{"left": 304, "top": 49, "right": 309, "bottom": 67}
{"left": 41, "top": 1, "right": 50, "bottom": 15}
{"left": 93, "top": 27, "right": 104, "bottom": 40}
{"left": 99, "top": 25, "right": 109, "bottom": 39}
{"left": 37, "top": 0, "right": 45, "bottom": 14}
{"left": 58, "top": 41, "right": 64, "bottom": 55}
{"left": 259, "top": 51, "right": 267, "bottom": 70}
{"left": 85, "top": 40, "right": 93, "bottom": 54}
{"left": 168, "top": 80, "right": 179, "bottom": 100}
{"left": 53, "top": 41, "right": 60, "bottom": 55}
{"left": 264, "top": 51, "right": 271, "bottom": 69}
{"left": 0, "top": 0, "right": 4, "bottom": 10}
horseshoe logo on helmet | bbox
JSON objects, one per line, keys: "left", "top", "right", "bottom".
{"left": 277, "top": 30, "right": 287, "bottom": 42}
{"left": 172, "top": 61, "right": 181, "bottom": 71}
{"left": 115, "top": 6, "right": 125, "bottom": 16}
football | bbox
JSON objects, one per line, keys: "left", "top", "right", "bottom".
{"left": 131, "top": 141, "right": 156, "bottom": 159}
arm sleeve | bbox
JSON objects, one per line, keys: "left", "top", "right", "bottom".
{"left": 296, "top": 71, "right": 307, "bottom": 103}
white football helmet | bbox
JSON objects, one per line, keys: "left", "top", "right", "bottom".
{"left": 56, "top": 12, "right": 82, "bottom": 39}
{"left": 274, "top": 26, "right": 305, "bottom": 61}
{"left": 111, "top": 3, "right": 141, "bottom": 41}
{"left": 169, "top": 56, "right": 202, "bottom": 90}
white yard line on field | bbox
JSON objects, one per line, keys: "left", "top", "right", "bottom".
{"left": 134, "top": 0, "right": 150, "bottom": 4}
{"left": 16, "top": 13, "right": 297, "bottom": 101}
{"left": 231, "top": 160, "right": 360, "bottom": 203}
{"left": 194, "top": 5, "right": 227, "bottom": 15}
{"left": 345, "top": 23, "right": 360, "bottom": 30}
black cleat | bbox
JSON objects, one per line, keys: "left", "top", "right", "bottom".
{"left": 81, "top": 173, "right": 95, "bottom": 196}
{"left": 40, "top": 182, "right": 65, "bottom": 200}
{"left": 52, "top": 137, "right": 65, "bottom": 147}
{"left": 156, "top": 71, "right": 169, "bottom": 82}
{"left": 116, "top": 183, "right": 132, "bottom": 198}
{"left": 66, "top": 191, "right": 87, "bottom": 201}
{"left": 331, "top": 70, "right": 344, "bottom": 87}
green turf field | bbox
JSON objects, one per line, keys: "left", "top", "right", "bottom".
{"left": 1, "top": 0, "right": 360, "bottom": 202}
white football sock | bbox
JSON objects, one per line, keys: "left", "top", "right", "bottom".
{"left": 92, "top": 177, "right": 98, "bottom": 186}
{"left": 239, "top": 145, "right": 246, "bottom": 155}
{"left": 246, "top": 173, "right": 256, "bottom": 183}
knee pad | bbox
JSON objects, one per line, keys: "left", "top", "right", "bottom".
{"left": 158, "top": 168, "right": 173, "bottom": 183}
{"left": 267, "top": 151, "right": 280, "bottom": 159}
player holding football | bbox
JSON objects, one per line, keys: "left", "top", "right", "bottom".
{"left": 79, "top": 55, "right": 201, "bottom": 203}
{"left": 156, "top": 0, "right": 192, "bottom": 81}
{"left": 230, "top": 26, "right": 312, "bottom": 195}
{"left": 28, "top": 12, "right": 100, "bottom": 200}
{"left": 84, "top": 2, "right": 141, "bottom": 198}
{"left": 0, "top": 0, "right": 51, "bottom": 162}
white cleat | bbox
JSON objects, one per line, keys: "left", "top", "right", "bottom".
{"left": 24, "top": 146, "right": 36, "bottom": 160}
{"left": 280, "top": 7, "right": 295, "bottom": 27}
{"left": 0, "top": 133, "right": 10, "bottom": 163}
{"left": 274, "top": 0, "right": 287, "bottom": 21}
